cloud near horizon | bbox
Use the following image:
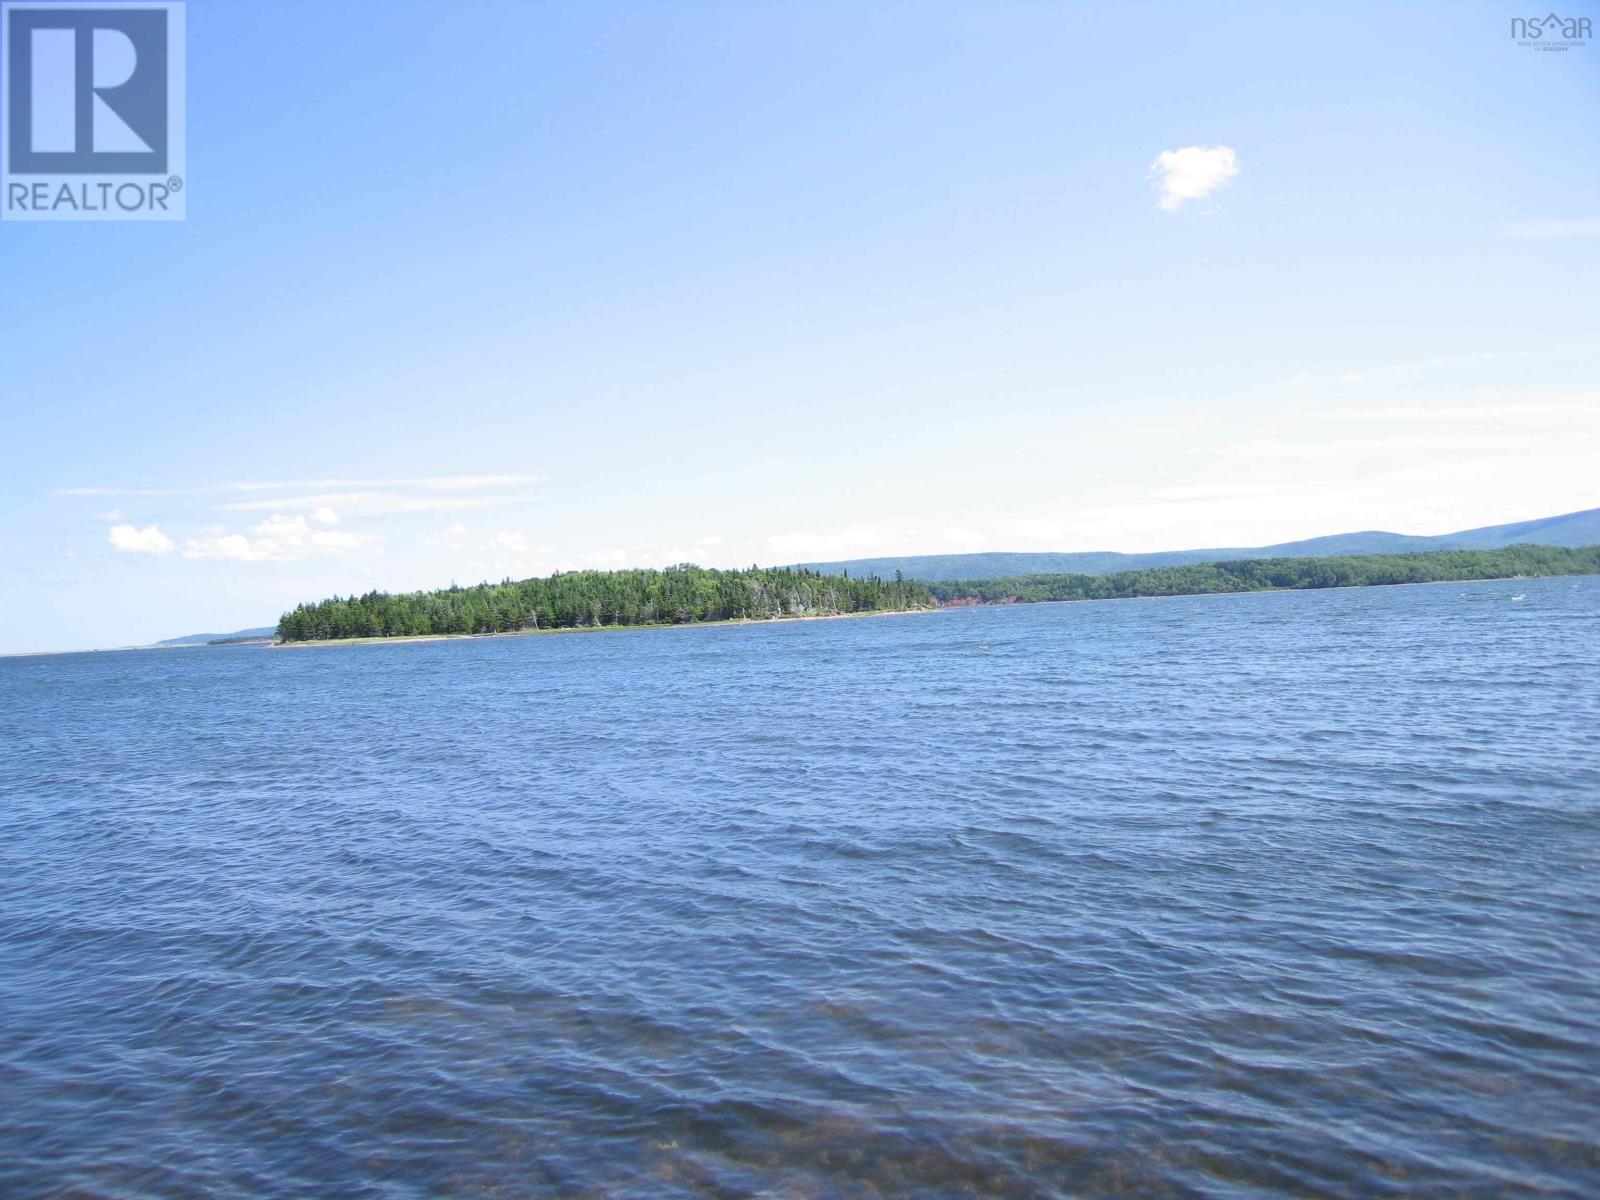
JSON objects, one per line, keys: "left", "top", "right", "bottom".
{"left": 765, "top": 525, "right": 889, "bottom": 559}
{"left": 1150, "top": 145, "right": 1239, "bottom": 210}
{"left": 77, "top": 476, "right": 531, "bottom": 565}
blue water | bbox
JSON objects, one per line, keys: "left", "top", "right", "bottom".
{"left": 3, "top": 577, "right": 1598, "bottom": 1198}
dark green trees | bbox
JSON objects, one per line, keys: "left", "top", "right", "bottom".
{"left": 276, "top": 545, "right": 1600, "bottom": 642}
{"left": 277, "top": 564, "right": 932, "bottom": 642}
{"left": 924, "top": 544, "right": 1600, "bottom": 605}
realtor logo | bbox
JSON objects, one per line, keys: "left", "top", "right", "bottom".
{"left": 2, "top": 2, "right": 185, "bottom": 220}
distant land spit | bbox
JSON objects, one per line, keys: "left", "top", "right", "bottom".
{"left": 156, "top": 627, "right": 277, "bottom": 647}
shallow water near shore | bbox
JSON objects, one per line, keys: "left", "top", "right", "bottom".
{"left": 3, "top": 576, "right": 1598, "bottom": 1198}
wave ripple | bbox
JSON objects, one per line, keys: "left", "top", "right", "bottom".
{"left": 3, "top": 578, "right": 1598, "bottom": 1197}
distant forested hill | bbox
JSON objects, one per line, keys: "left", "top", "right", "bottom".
{"left": 799, "top": 507, "right": 1600, "bottom": 580}
{"left": 927, "top": 545, "right": 1600, "bottom": 605}
{"left": 157, "top": 626, "right": 277, "bottom": 646}
{"left": 277, "top": 564, "right": 931, "bottom": 642}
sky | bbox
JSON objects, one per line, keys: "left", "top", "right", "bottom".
{"left": 2, "top": 0, "right": 1597, "bottom": 653}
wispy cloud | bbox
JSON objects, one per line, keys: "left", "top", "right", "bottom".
{"left": 1152, "top": 483, "right": 1287, "bottom": 502}
{"left": 1188, "top": 395, "right": 1600, "bottom": 518}
{"left": 221, "top": 493, "right": 520, "bottom": 515}
{"left": 765, "top": 525, "right": 889, "bottom": 559}
{"left": 996, "top": 517, "right": 1066, "bottom": 544}
{"left": 55, "top": 474, "right": 541, "bottom": 498}
{"left": 1207, "top": 433, "right": 1532, "bottom": 460}
{"left": 1150, "top": 145, "right": 1239, "bottom": 211}
{"left": 1317, "top": 398, "right": 1597, "bottom": 424}
{"left": 1333, "top": 354, "right": 1478, "bottom": 385}
{"left": 1506, "top": 218, "right": 1600, "bottom": 240}
{"left": 419, "top": 522, "right": 472, "bottom": 549}
{"left": 475, "top": 535, "right": 743, "bottom": 578}
{"left": 482, "top": 531, "right": 550, "bottom": 554}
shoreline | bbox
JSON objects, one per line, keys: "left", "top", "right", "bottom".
{"left": 268, "top": 606, "right": 939, "bottom": 649}
{"left": 5, "top": 570, "right": 1586, "bottom": 659}
{"left": 936, "top": 571, "right": 1564, "bottom": 609}
{"left": 270, "top": 570, "right": 1556, "bottom": 649}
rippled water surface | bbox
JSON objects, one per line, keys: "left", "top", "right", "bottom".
{"left": 4, "top": 578, "right": 1599, "bottom": 1198}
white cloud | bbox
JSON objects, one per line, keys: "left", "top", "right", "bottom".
{"left": 420, "top": 522, "right": 473, "bottom": 549}
{"left": 943, "top": 525, "right": 987, "bottom": 548}
{"left": 475, "top": 531, "right": 555, "bottom": 559}
{"left": 309, "top": 530, "right": 365, "bottom": 549}
{"left": 108, "top": 524, "right": 174, "bottom": 554}
{"left": 310, "top": 506, "right": 339, "bottom": 525}
{"left": 94, "top": 508, "right": 124, "bottom": 522}
{"left": 487, "top": 531, "right": 531, "bottom": 553}
{"left": 180, "top": 513, "right": 375, "bottom": 562}
{"left": 1151, "top": 145, "right": 1239, "bottom": 211}
{"left": 254, "top": 513, "right": 371, "bottom": 553}
{"left": 182, "top": 533, "right": 282, "bottom": 562}
{"left": 253, "top": 514, "right": 314, "bottom": 542}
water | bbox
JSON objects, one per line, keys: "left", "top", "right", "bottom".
{"left": 3, "top": 577, "right": 1598, "bottom": 1199}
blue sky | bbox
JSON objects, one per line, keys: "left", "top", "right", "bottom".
{"left": 3, "top": 0, "right": 1597, "bottom": 652}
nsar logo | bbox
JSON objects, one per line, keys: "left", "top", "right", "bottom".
{"left": 2, "top": 2, "right": 185, "bottom": 221}
{"left": 1510, "top": 12, "right": 1591, "bottom": 51}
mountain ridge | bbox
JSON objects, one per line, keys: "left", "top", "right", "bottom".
{"left": 795, "top": 507, "right": 1600, "bottom": 581}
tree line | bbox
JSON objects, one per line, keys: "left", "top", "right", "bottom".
{"left": 924, "top": 544, "right": 1600, "bottom": 604}
{"left": 277, "top": 545, "right": 1600, "bottom": 642}
{"left": 276, "top": 564, "right": 932, "bottom": 641}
